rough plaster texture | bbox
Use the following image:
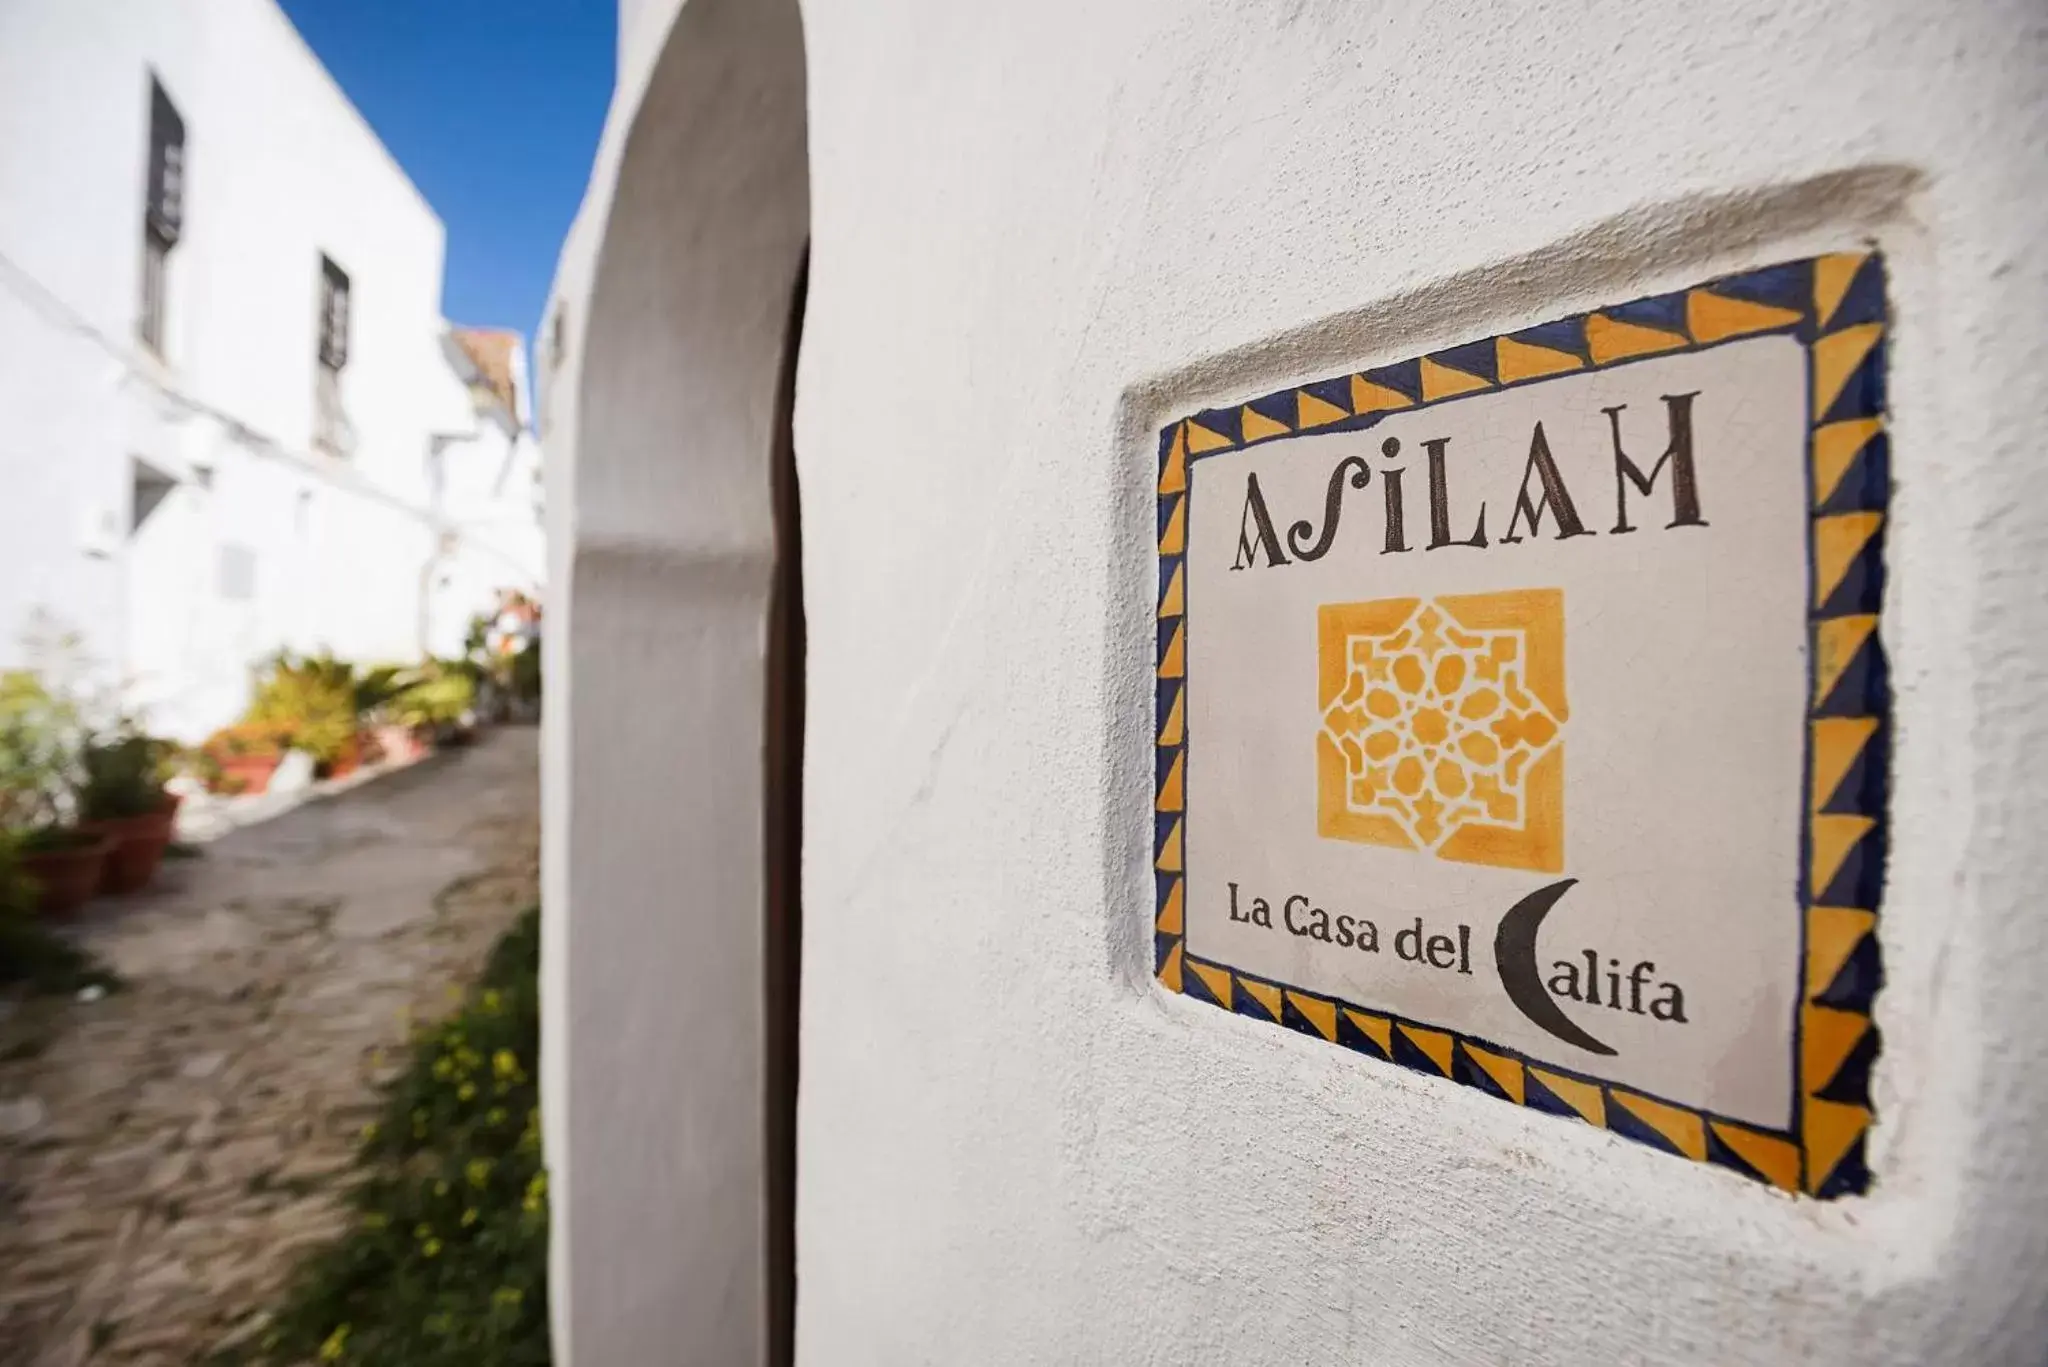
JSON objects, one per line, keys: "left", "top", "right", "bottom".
{"left": 545, "top": 0, "right": 2048, "bottom": 1361}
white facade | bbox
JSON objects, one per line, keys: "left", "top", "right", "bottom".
{"left": 0, "top": 0, "right": 543, "bottom": 742}
{"left": 544, "top": 1, "right": 2048, "bottom": 1364}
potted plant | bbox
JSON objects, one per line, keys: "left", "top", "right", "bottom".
{"left": 324, "top": 728, "right": 367, "bottom": 781}
{"left": 388, "top": 660, "right": 477, "bottom": 750}
{"left": 76, "top": 724, "right": 178, "bottom": 894}
{"left": 201, "top": 719, "right": 292, "bottom": 794}
{"left": 246, "top": 652, "right": 359, "bottom": 778}
{"left": 202, "top": 652, "right": 360, "bottom": 792}
{"left": 0, "top": 829, "right": 118, "bottom": 994}
{"left": 14, "top": 828, "right": 113, "bottom": 916}
{"left": 354, "top": 663, "right": 424, "bottom": 766}
{"left": 0, "top": 670, "right": 109, "bottom": 915}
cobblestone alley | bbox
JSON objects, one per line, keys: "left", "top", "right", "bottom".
{"left": 0, "top": 727, "right": 540, "bottom": 1366}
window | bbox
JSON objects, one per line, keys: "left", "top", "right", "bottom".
{"left": 318, "top": 255, "right": 350, "bottom": 370}
{"left": 313, "top": 255, "right": 352, "bottom": 454}
{"left": 138, "top": 75, "right": 185, "bottom": 354}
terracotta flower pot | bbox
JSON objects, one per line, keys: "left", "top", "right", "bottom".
{"left": 320, "top": 733, "right": 365, "bottom": 781}
{"left": 80, "top": 794, "right": 183, "bottom": 895}
{"left": 19, "top": 833, "right": 115, "bottom": 916}
{"left": 213, "top": 753, "right": 281, "bottom": 795}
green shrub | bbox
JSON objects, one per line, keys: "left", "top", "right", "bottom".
{"left": 232, "top": 907, "right": 548, "bottom": 1366}
{"left": 0, "top": 670, "right": 80, "bottom": 833}
{"left": 387, "top": 662, "right": 476, "bottom": 731}
{"left": 78, "top": 725, "right": 174, "bottom": 821}
{"left": 354, "top": 664, "right": 410, "bottom": 718}
{"left": 244, "top": 653, "right": 359, "bottom": 765}
{"left": 508, "top": 643, "right": 541, "bottom": 708}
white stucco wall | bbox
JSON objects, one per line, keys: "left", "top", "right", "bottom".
{"left": 539, "top": 0, "right": 808, "bottom": 1361}
{"left": 546, "top": 0, "right": 2048, "bottom": 1362}
{"left": 0, "top": 0, "right": 543, "bottom": 740}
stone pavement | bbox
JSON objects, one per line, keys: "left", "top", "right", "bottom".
{"left": 0, "top": 726, "right": 540, "bottom": 1366}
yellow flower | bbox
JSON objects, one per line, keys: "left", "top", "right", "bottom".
{"left": 481, "top": 989, "right": 503, "bottom": 1014}
{"left": 492, "top": 1049, "right": 519, "bottom": 1080}
{"left": 493, "top": 1286, "right": 523, "bottom": 1308}
{"left": 458, "top": 1082, "right": 477, "bottom": 1102}
{"left": 415, "top": 1223, "right": 433, "bottom": 1240}
{"left": 319, "top": 1324, "right": 349, "bottom": 1361}
{"left": 434, "top": 1181, "right": 449, "bottom": 1197}
{"left": 466, "top": 1158, "right": 492, "bottom": 1188}
{"left": 422, "top": 1237, "right": 442, "bottom": 1258}
{"left": 359, "top": 1121, "right": 378, "bottom": 1141}
{"left": 461, "top": 1208, "right": 478, "bottom": 1227}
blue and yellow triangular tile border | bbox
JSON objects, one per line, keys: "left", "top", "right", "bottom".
{"left": 1154, "top": 252, "right": 1889, "bottom": 1199}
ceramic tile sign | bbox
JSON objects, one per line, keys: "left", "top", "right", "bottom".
{"left": 1152, "top": 254, "right": 1889, "bottom": 1198}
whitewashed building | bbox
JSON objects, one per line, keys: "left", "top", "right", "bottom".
{"left": 542, "top": 1, "right": 2047, "bottom": 1365}
{"left": 0, "top": 0, "right": 543, "bottom": 742}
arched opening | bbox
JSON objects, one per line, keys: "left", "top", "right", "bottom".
{"left": 541, "top": 0, "right": 808, "bottom": 1362}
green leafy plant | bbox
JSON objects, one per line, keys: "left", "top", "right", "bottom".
{"left": 387, "top": 662, "right": 476, "bottom": 732}
{"left": 78, "top": 724, "right": 174, "bottom": 821}
{"left": 461, "top": 599, "right": 543, "bottom": 721}
{"left": 0, "top": 670, "right": 81, "bottom": 835}
{"left": 227, "top": 907, "right": 548, "bottom": 1366}
{"left": 508, "top": 640, "right": 541, "bottom": 709}
{"left": 462, "top": 612, "right": 493, "bottom": 664}
{"left": 242, "top": 652, "right": 360, "bottom": 765}
{"left": 354, "top": 664, "right": 410, "bottom": 718}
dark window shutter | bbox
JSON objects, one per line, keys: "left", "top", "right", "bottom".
{"left": 145, "top": 77, "right": 186, "bottom": 247}
{"left": 318, "top": 256, "right": 351, "bottom": 370}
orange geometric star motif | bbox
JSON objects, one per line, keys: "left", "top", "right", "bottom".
{"left": 1317, "top": 589, "right": 1567, "bottom": 872}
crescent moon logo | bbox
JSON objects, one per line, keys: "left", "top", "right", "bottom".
{"left": 1493, "top": 878, "right": 1616, "bottom": 1057}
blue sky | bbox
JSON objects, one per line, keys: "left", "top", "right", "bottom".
{"left": 277, "top": 0, "right": 616, "bottom": 342}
